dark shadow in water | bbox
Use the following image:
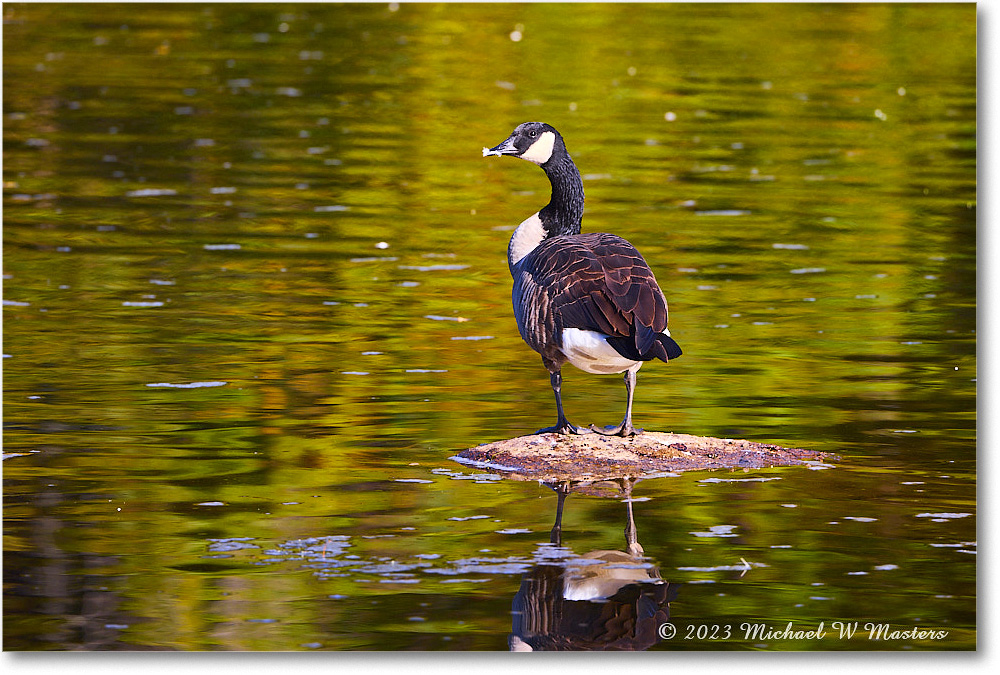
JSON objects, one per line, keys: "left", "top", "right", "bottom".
{"left": 509, "top": 478, "right": 679, "bottom": 651}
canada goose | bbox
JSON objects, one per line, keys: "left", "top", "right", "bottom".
{"left": 483, "top": 122, "right": 682, "bottom": 437}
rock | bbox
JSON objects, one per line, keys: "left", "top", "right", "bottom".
{"left": 452, "top": 431, "right": 836, "bottom": 483}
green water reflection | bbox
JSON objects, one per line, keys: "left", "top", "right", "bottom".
{"left": 3, "top": 2, "right": 975, "bottom": 650}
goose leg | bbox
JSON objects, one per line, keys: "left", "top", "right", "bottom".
{"left": 537, "top": 370, "right": 590, "bottom": 435}
{"left": 591, "top": 368, "right": 640, "bottom": 437}
{"left": 619, "top": 477, "right": 644, "bottom": 557}
{"left": 550, "top": 482, "right": 570, "bottom": 545}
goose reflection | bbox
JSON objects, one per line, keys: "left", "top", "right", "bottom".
{"left": 509, "top": 478, "right": 678, "bottom": 651}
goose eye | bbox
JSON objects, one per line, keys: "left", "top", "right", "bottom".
{"left": 529, "top": 130, "right": 537, "bottom": 138}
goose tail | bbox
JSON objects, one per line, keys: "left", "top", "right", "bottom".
{"left": 606, "top": 332, "right": 682, "bottom": 363}
{"left": 659, "top": 333, "right": 683, "bottom": 361}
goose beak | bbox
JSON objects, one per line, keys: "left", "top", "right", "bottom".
{"left": 482, "top": 135, "right": 518, "bottom": 158}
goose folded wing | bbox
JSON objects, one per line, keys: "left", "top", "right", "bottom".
{"left": 527, "top": 234, "right": 670, "bottom": 355}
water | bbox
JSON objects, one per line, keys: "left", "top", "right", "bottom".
{"left": 3, "top": 3, "right": 975, "bottom": 650}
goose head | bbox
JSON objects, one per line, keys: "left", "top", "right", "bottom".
{"left": 483, "top": 122, "right": 564, "bottom": 166}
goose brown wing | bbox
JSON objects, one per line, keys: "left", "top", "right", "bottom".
{"left": 513, "top": 232, "right": 670, "bottom": 358}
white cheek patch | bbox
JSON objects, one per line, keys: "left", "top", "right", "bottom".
{"left": 520, "top": 131, "right": 555, "bottom": 165}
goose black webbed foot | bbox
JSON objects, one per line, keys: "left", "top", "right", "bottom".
{"left": 536, "top": 421, "right": 592, "bottom": 435}
{"left": 589, "top": 421, "right": 641, "bottom": 437}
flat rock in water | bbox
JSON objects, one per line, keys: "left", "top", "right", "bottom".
{"left": 453, "top": 431, "right": 836, "bottom": 483}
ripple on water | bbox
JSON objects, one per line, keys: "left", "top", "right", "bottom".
{"left": 397, "top": 264, "right": 469, "bottom": 272}
{"left": 698, "top": 476, "right": 781, "bottom": 483}
{"left": 677, "top": 562, "right": 768, "bottom": 572}
{"left": 915, "top": 512, "right": 972, "bottom": 522}
{"left": 422, "top": 557, "right": 533, "bottom": 577}
{"left": 695, "top": 209, "right": 751, "bottom": 216}
{"left": 431, "top": 467, "right": 502, "bottom": 482}
{"left": 689, "top": 525, "right": 739, "bottom": 538}
{"left": 208, "top": 538, "right": 259, "bottom": 552}
{"left": 350, "top": 256, "right": 398, "bottom": 263}
{"left": 126, "top": 188, "right": 177, "bottom": 197}
{"left": 357, "top": 561, "right": 430, "bottom": 575}
{"left": 146, "top": 381, "right": 227, "bottom": 388}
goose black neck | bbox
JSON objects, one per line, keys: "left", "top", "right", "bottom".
{"left": 539, "top": 153, "right": 584, "bottom": 237}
